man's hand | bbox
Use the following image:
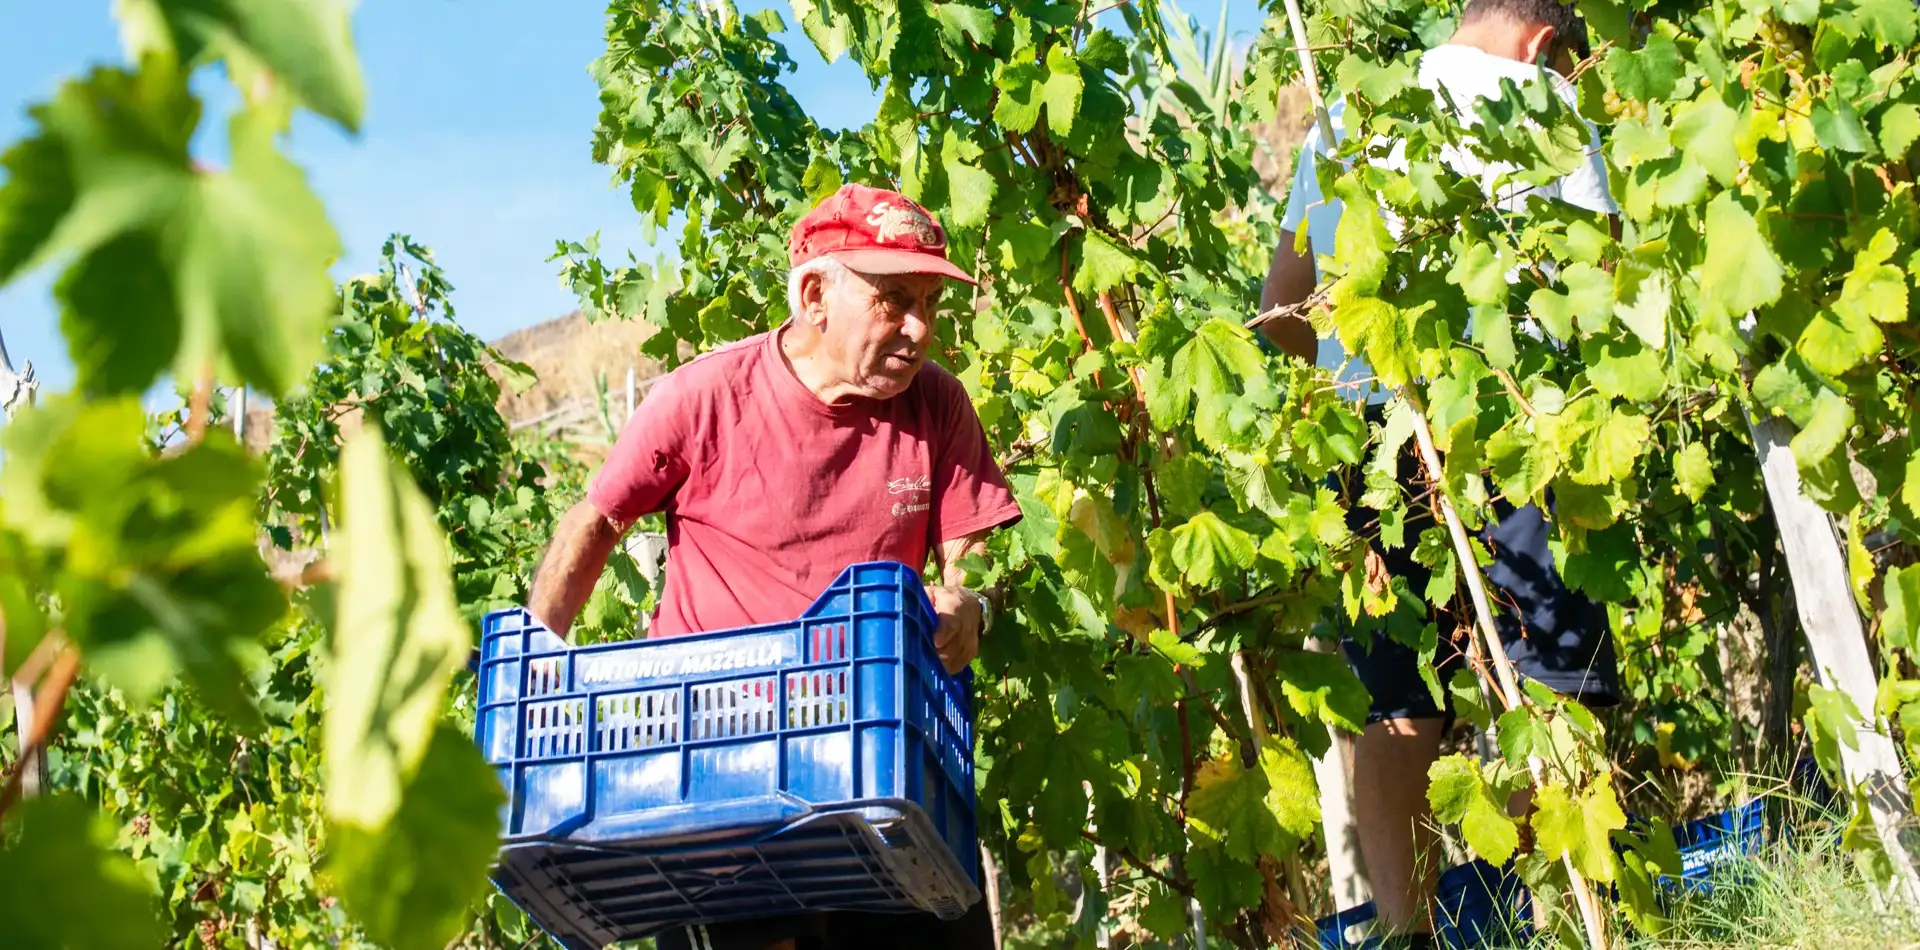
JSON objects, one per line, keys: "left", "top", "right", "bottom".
{"left": 925, "top": 585, "right": 984, "bottom": 674}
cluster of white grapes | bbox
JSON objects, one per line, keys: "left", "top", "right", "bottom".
{"left": 1760, "top": 16, "right": 1810, "bottom": 76}
{"left": 1600, "top": 86, "right": 1650, "bottom": 121}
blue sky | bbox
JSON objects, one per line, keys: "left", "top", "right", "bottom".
{"left": 0, "top": 0, "right": 1255, "bottom": 393}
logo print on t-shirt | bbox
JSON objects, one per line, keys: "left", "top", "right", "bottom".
{"left": 888, "top": 474, "right": 931, "bottom": 517}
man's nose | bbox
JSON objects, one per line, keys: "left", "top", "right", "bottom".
{"left": 901, "top": 306, "right": 932, "bottom": 344}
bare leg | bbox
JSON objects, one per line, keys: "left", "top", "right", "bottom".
{"left": 1353, "top": 717, "right": 1447, "bottom": 935}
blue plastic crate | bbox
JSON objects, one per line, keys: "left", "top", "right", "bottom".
{"left": 473, "top": 561, "right": 979, "bottom": 948}
{"left": 1315, "top": 859, "right": 1532, "bottom": 949}
{"left": 1667, "top": 800, "right": 1766, "bottom": 892}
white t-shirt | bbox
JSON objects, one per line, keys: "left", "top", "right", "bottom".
{"left": 1279, "top": 44, "right": 1617, "bottom": 404}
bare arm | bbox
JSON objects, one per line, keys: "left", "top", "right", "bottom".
{"left": 935, "top": 531, "right": 989, "bottom": 588}
{"left": 926, "top": 530, "right": 992, "bottom": 674}
{"left": 527, "top": 501, "right": 626, "bottom": 638}
{"left": 1257, "top": 227, "right": 1320, "bottom": 363}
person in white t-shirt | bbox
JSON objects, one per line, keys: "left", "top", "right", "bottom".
{"left": 1259, "top": 3, "right": 1622, "bottom": 947}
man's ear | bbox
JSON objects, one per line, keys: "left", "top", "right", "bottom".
{"left": 1522, "top": 24, "right": 1556, "bottom": 66}
{"left": 798, "top": 270, "right": 831, "bottom": 330}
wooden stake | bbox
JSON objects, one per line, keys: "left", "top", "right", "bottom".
{"left": 8, "top": 680, "right": 43, "bottom": 799}
{"left": 187, "top": 364, "right": 214, "bottom": 444}
{"left": 0, "top": 646, "right": 81, "bottom": 818}
{"left": 1405, "top": 398, "right": 1612, "bottom": 949}
{"left": 1748, "top": 414, "right": 1920, "bottom": 906}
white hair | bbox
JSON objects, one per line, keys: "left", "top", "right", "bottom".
{"left": 786, "top": 255, "right": 853, "bottom": 318}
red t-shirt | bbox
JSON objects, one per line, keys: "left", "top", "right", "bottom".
{"left": 586, "top": 327, "right": 1023, "bottom": 636}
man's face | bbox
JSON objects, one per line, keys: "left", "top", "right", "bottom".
{"left": 817, "top": 268, "right": 946, "bottom": 400}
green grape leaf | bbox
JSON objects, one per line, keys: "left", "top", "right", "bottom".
{"left": 1532, "top": 775, "right": 1628, "bottom": 882}
{"left": 794, "top": 0, "right": 851, "bottom": 61}
{"left": 1073, "top": 228, "right": 1142, "bottom": 295}
{"left": 1337, "top": 53, "right": 1417, "bottom": 102}
{"left": 1851, "top": 0, "right": 1920, "bottom": 46}
{"left": 1332, "top": 297, "right": 1417, "bottom": 389}
{"left": 1138, "top": 883, "right": 1192, "bottom": 940}
{"left": 1903, "top": 447, "right": 1920, "bottom": 516}
{"left": 1613, "top": 821, "right": 1683, "bottom": 934}
{"left": 1568, "top": 404, "right": 1650, "bottom": 486}
{"left": 1805, "top": 685, "right": 1864, "bottom": 778}
{"left": 1606, "top": 34, "right": 1682, "bottom": 101}
{"left": 1836, "top": 228, "right": 1908, "bottom": 325}
{"left": 1611, "top": 113, "right": 1673, "bottom": 167}
{"left": 1789, "top": 389, "right": 1854, "bottom": 471}
{"left": 120, "top": 0, "right": 366, "bottom": 131}
{"left": 1623, "top": 155, "right": 1709, "bottom": 218}
{"left": 991, "top": 217, "right": 1056, "bottom": 272}
{"left": 992, "top": 59, "right": 1044, "bottom": 133}
{"left": 1428, "top": 754, "right": 1519, "bottom": 866}
{"left": 1558, "top": 521, "right": 1638, "bottom": 602}
{"left": 1529, "top": 262, "right": 1611, "bottom": 341}
{"left": 1448, "top": 240, "right": 1514, "bottom": 308}
{"left": 1672, "top": 96, "right": 1742, "bottom": 186}
{"left": 1586, "top": 337, "right": 1665, "bottom": 403}
{"left": 1841, "top": 786, "right": 1901, "bottom": 887}
{"left": 1, "top": 397, "right": 283, "bottom": 724}
{"left": 931, "top": 1, "right": 996, "bottom": 49}
{"left": 1079, "top": 29, "right": 1128, "bottom": 72}
{"left": 1449, "top": 668, "right": 1494, "bottom": 731}
{"left": 1798, "top": 306, "right": 1884, "bottom": 377}
{"left": 1329, "top": 176, "right": 1393, "bottom": 297}
{"left": 1167, "top": 510, "right": 1257, "bottom": 588}
{"left": 0, "top": 796, "right": 164, "bottom": 949}
{"left": 1276, "top": 649, "right": 1371, "bottom": 736}
{"left": 940, "top": 130, "right": 995, "bottom": 229}
{"left": 1699, "top": 193, "right": 1784, "bottom": 320}
{"left": 1751, "top": 354, "right": 1827, "bottom": 428}
{"left": 1188, "top": 739, "right": 1319, "bottom": 862}
{"left": 802, "top": 154, "right": 843, "bottom": 204}
{"left": 1154, "top": 453, "right": 1210, "bottom": 521}
{"left": 1850, "top": 520, "right": 1877, "bottom": 613}
{"left": 1173, "top": 319, "right": 1266, "bottom": 449}
{"left": 1676, "top": 441, "right": 1714, "bottom": 502}
{"left": 1812, "top": 96, "right": 1875, "bottom": 153}
{"left": 1471, "top": 305, "right": 1516, "bottom": 369}
{"left": 325, "top": 424, "right": 473, "bottom": 831}
{"left": 1188, "top": 843, "right": 1264, "bottom": 918}
{"left": 1495, "top": 706, "right": 1551, "bottom": 764}
{"left": 1614, "top": 266, "right": 1670, "bottom": 349}
{"left": 0, "top": 117, "right": 71, "bottom": 286}
{"left": 1042, "top": 46, "right": 1083, "bottom": 137}
{"left": 1881, "top": 102, "right": 1920, "bottom": 158}
{"left": 6, "top": 68, "right": 341, "bottom": 396}
{"left": 329, "top": 725, "right": 504, "bottom": 950}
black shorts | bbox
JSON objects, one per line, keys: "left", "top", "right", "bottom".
{"left": 654, "top": 903, "right": 995, "bottom": 950}
{"left": 1335, "top": 407, "right": 1620, "bottom": 725}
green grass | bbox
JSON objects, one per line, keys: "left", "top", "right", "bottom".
{"left": 1487, "top": 829, "right": 1919, "bottom": 950}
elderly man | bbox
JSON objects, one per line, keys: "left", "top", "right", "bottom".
{"left": 527, "top": 184, "right": 1019, "bottom": 950}
{"left": 1260, "top": 2, "right": 1621, "bottom": 947}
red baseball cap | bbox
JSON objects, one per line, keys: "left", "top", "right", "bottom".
{"left": 789, "top": 183, "right": 977, "bottom": 285}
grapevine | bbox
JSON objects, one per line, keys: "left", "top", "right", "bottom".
{"left": 2, "top": 0, "right": 1919, "bottom": 948}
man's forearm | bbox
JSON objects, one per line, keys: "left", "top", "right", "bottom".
{"left": 528, "top": 501, "right": 624, "bottom": 637}
{"left": 937, "top": 532, "right": 988, "bottom": 585}
{"left": 937, "top": 531, "right": 1004, "bottom": 609}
